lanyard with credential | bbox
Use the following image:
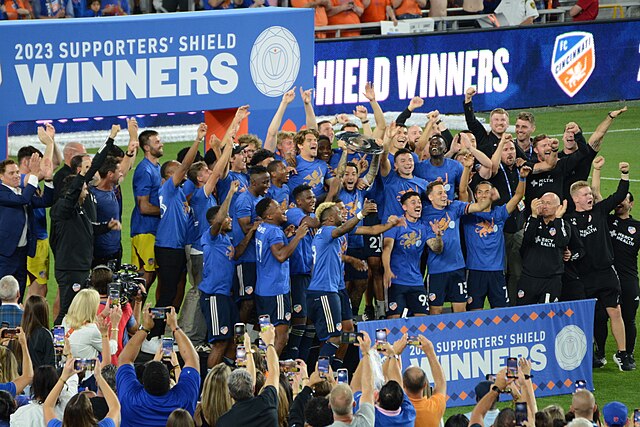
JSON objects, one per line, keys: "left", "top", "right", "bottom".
{"left": 500, "top": 163, "right": 520, "bottom": 198}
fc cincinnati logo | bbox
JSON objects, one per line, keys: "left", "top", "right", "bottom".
{"left": 551, "top": 31, "right": 595, "bottom": 97}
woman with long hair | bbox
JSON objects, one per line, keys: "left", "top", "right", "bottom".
{"left": 194, "top": 363, "right": 232, "bottom": 427}
{"left": 44, "top": 357, "right": 120, "bottom": 427}
{"left": 21, "top": 295, "right": 55, "bottom": 368}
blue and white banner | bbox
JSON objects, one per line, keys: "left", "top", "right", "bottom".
{"left": 0, "top": 8, "right": 314, "bottom": 154}
{"left": 358, "top": 300, "right": 595, "bottom": 407}
{"left": 314, "top": 20, "right": 640, "bottom": 115}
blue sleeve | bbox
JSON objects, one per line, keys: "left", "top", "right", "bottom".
{"left": 98, "top": 418, "right": 117, "bottom": 427}
{"left": 174, "top": 367, "right": 201, "bottom": 412}
{"left": 329, "top": 151, "right": 342, "bottom": 170}
{"left": 0, "top": 382, "right": 16, "bottom": 396}
{"left": 286, "top": 209, "right": 304, "bottom": 227}
{"left": 383, "top": 225, "right": 397, "bottom": 240}
{"left": 47, "top": 420, "right": 63, "bottom": 427}
{"left": 497, "top": 205, "right": 510, "bottom": 222}
{"left": 353, "top": 391, "right": 362, "bottom": 412}
{"left": 235, "top": 196, "right": 252, "bottom": 219}
{"left": 115, "top": 364, "right": 140, "bottom": 399}
{"left": 269, "top": 228, "right": 286, "bottom": 247}
{"left": 133, "top": 168, "right": 152, "bottom": 198}
{"left": 453, "top": 200, "right": 469, "bottom": 218}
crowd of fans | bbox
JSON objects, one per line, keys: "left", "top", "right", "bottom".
{"left": 0, "top": 80, "right": 636, "bottom": 426}
{"left": 0, "top": 0, "right": 600, "bottom": 31}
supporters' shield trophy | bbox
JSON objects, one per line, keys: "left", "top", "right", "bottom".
{"left": 336, "top": 131, "right": 383, "bottom": 155}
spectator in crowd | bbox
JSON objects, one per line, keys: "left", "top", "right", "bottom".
{"left": 0, "top": 155, "right": 53, "bottom": 302}
{"left": 393, "top": 0, "right": 425, "bottom": 19}
{"left": 216, "top": 326, "right": 279, "bottom": 427}
{"left": 326, "top": 0, "right": 363, "bottom": 38}
{"left": 21, "top": 295, "right": 55, "bottom": 368}
{"left": 463, "top": 87, "right": 509, "bottom": 156}
{"left": 84, "top": 0, "right": 103, "bottom": 16}
{"left": 0, "top": 276, "right": 23, "bottom": 328}
{"left": 44, "top": 357, "right": 120, "bottom": 427}
{"left": 167, "top": 408, "right": 195, "bottom": 427}
{"left": 493, "top": 0, "right": 539, "bottom": 25}
{"left": 602, "top": 402, "right": 628, "bottom": 427}
{"left": 570, "top": 390, "right": 597, "bottom": 423}
{"left": 464, "top": 381, "right": 499, "bottom": 427}
{"left": 238, "top": 134, "right": 263, "bottom": 165}
{"left": 194, "top": 363, "right": 232, "bottom": 427}
{"left": 91, "top": 364, "right": 118, "bottom": 420}
{"left": 403, "top": 335, "right": 447, "bottom": 427}
{"left": 291, "top": 0, "right": 331, "bottom": 38}
{"left": 0, "top": 328, "right": 34, "bottom": 397}
{"left": 10, "top": 365, "right": 78, "bottom": 426}
{"left": 361, "top": 0, "right": 396, "bottom": 26}
{"left": 100, "top": 0, "right": 128, "bottom": 14}
{"left": 570, "top": 0, "right": 597, "bottom": 20}
{"left": 0, "top": 390, "right": 15, "bottom": 427}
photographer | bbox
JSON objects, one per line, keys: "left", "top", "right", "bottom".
{"left": 90, "top": 265, "right": 145, "bottom": 364}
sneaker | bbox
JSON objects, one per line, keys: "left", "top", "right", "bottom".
{"left": 613, "top": 351, "right": 633, "bottom": 371}
{"left": 593, "top": 356, "right": 607, "bottom": 368}
{"left": 362, "top": 306, "right": 375, "bottom": 322}
{"left": 194, "top": 344, "right": 211, "bottom": 353}
{"left": 629, "top": 354, "right": 636, "bottom": 370}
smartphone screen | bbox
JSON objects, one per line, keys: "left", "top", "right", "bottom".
{"left": 236, "top": 345, "right": 247, "bottom": 367}
{"left": 109, "top": 289, "right": 120, "bottom": 307}
{"left": 341, "top": 332, "right": 357, "bottom": 344}
{"left": 162, "top": 337, "right": 174, "bottom": 357}
{"left": 375, "top": 329, "right": 387, "bottom": 350}
{"left": 407, "top": 336, "right": 420, "bottom": 346}
{"left": 74, "top": 358, "right": 96, "bottom": 371}
{"left": 337, "top": 368, "right": 348, "bottom": 384}
{"left": 318, "top": 356, "right": 329, "bottom": 377}
{"left": 515, "top": 402, "right": 528, "bottom": 426}
{"left": 506, "top": 357, "right": 518, "bottom": 378}
{"left": 235, "top": 323, "right": 245, "bottom": 337}
{"left": 259, "top": 315, "right": 270, "bottom": 332}
{"left": 1, "top": 329, "right": 17, "bottom": 339}
{"left": 52, "top": 326, "right": 65, "bottom": 348}
{"left": 150, "top": 307, "right": 167, "bottom": 319}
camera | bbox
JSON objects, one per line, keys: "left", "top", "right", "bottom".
{"left": 104, "top": 262, "right": 147, "bottom": 304}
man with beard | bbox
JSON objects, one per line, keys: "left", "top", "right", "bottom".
{"left": 231, "top": 166, "right": 271, "bottom": 324}
{"left": 517, "top": 193, "right": 574, "bottom": 306}
{"left": 608, "top": 192, "right": 640, "bottom": 369}
{"left": 422, "top": 181, "right": 491, "bottom": 314}
{"left": 383, "top": 191, "right": 443, "bottom": 318}
{"left": 463, "top": 87, "right": 509, "bottom": 156}
{"left": 567, "top": 162, "right": 633, "bottom": 371}
{"left": 514, "top": 112, "right": 537, "bottom": 162}
{"left": 288, "top": 129, "right": 333, "bottom": 199}
{"left": 266, "top": 160, "right": 290, "bottom": 212}
{"left": 415, "top": 134, "right": 463, "bottom": 201}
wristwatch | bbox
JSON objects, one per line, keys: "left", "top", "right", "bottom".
{"left": 138, "top": 325, "right": 151, "bottom": 334}
{"left": 491, "top": 385, "right": 502, "bottom": 394}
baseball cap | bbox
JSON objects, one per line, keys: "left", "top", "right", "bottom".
{"left": 474, "top": 380, "right": 493, "bottom": 402}
{"left": 603, "top": 401, "right": 628, "bottom": 426}
{"left": 232, "top": 144, "right": 247, "bottom": 156}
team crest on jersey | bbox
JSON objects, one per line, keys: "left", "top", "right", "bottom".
{"left": 400, "top": 231, "right": 422, "bottom": 249}
{"left": 293, "top": 304, "right": 302, "bottom": 313}
{"left": 285, "top": 312, "right": 291, "bottom": 321}
{"left": 220, "top": 326, "right": 228, "bottom": 335}
{"left": 475, "top": 219, "right": 496, "bottom": 238}
{"left": 428, "top": 293, "right": 436, "bottom": 301}
{"left": 389, "top": 302, "right": 398, "bottom": 311}
{"left": 549, "top": 227, "right": 556, "bottom": 236}
{"left": 336, "top": 323, "right": 343, "bottom": 331}
{"left": 518, "top": 290, "right": 525, "bottom": 298}
{"left": 245, "top": 286, "right": 254, "bottom": 295}
{"left": 39, "top": 270, "right": 46, "bottom": 278}
{"left": 551, "top": 31, "right": 595, "bottom": 97}
{"left": 629, "top": 226, "right": 636, "bottom": 234}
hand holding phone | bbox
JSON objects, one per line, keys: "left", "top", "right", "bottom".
{"left": 53, "top": 326, "right": 65, "bottom": 348}
{"left": 515, "top": 402, "right": 528, "bottom": 426}
{"left": 318, "top": 356, "right": 329, "bottom": 378}
{"left": 337, "top": 368, "right": 348, "bottom": 384}
{"left": 236, "top": 345, "right": 247, "bottom": 367}
{"left": 162, "top": 337, "right": 174, "bottom": 358}
{"left": 506, "top": 357, "right": 518, "bottom": 379}
{"left": 74, "top": 358, "right": 97, "bottom": 371}
{"left": 375, "top": 329, "right": 387, "bottom": 351}
{"left": 150, "top": 307, "right": 169, "bottom": 319}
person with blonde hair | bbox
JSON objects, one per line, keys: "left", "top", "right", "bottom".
{"left": 62, "top": 288, "right": 119, "bottom": 390}
{"left": 194, "top": 363, "right": 232, "bottom": 427}
{"left": 0, "top": 328, "right": 34, "bottom": 397}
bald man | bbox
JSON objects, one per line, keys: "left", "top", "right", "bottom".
{"left": 53, "top": 142, "right": 86, "bottom": 200}
{"left": 571, "top": 389, "right": 597, "bottom": 422}
{"left": 517, "top": 193, "right": 577, "bottom": 305}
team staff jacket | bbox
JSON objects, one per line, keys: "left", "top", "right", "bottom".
{"left": 520, "top": 216, "right": 573, "bottom": 277}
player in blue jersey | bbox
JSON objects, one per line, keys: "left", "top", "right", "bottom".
{"left": 91, "top": 156, "right": 124, "bottom": 267}
{"left": 230, "top": 165, "right": 271, "bottom": 324}
{"left": 255, "top": 197, "right": 309, "bottom": 355}
{"left": 131, "top": 128, "right": 163, "bottom": 289}
{"left": 281, "top": 184, "right": 320, "bottom": 361}
{"left": 200, "top": 181, "right": 256, "bottom": 368}
{"left": 380, "top": 124, "right": 429, "bottom": 220}
{"left": 462, "top": 164, "right": 530, "bottom": 310}
{"left": 423, "top": 180, "right": 491, "bottom": 315}
{"left": 216, "top": 106, "right": 251, "bottom": 203}
{"left": 154, "top": 123, "right": 207, "bottom": 312}
{"left": 266, "top": 160, "right": 290, "bottom": 211}
{"left": 383, "top": 191, "right": 443, "bottom": 318}
{"left": 415, "top": 134, "right": 463, "bottom": 201}
{"left": 287, "top": 129, "right": 333, "bottom": 199}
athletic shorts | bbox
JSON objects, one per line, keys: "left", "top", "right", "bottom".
{"left": 560, "top": 275, "right": 586, "bottom": 302}
{"left": 306, "top": 291, "right": 342, "bottom": 341}
{"left": 27, "top": 238, "right": 49, "bottom": 285}
{"left": 516, "top": 273, "right": 562, "bottom": 306}
{"left": 345, "top": 247, "right": 368, "bottom": 281}
{"left": 338, "top": 288, "right": 353, "bottom": 321}
{"left": 467, "top": 270, "right": 508, "bottom": 309}
{"left": 583, "top": 267, "right": 621, "bottom": 308}
{"left": 291, "top": 274, "right": 311, "bottom": 318}
{"left": 387, "top": 284, "right": 429, "bottom": 317}
{"left": 233, "top": 262, "right": 256, "bottom": 302}
{"left": 426, "top": 268, "right": 467, "bottom": 306}
{"left": 200, "top": 293, "right": 238, "bottom": 342}
{"left": 131, "top": 234, "right": 157, "bottom": 272}
{"left": 363, "top": 213, "right": 382, "bottom": 258}
{"left": 255, "top": 293, "right": 292, "bottom": 326}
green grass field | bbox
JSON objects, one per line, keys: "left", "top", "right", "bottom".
{"left": 36, "top": 100, "right": 640, "bottom": 414}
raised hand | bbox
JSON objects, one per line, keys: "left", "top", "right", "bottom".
{"left": 530, "top": 198, "right": 541, "bottom": 218}
{"left": 127, "top": 117, "right": 138, "bottom": 140}
{"left": 362, "top": 199, "right": 377, "bottom": 216}
{"left": 519, "top": 165, "right": 532, "bottom": 178}
{"left": 555, "top": 200, "right": 567, "bottom": 218}
{"left": 196, "top": 123, "right": 207, "bottom": 141}
{"left": 592, "top": 155, "right": 605, "bottom": 170}
{"left": 300, "top": 88, "right": 313, "bottom": 105}
{"left": 282, "top": 88, "right": 296, "bottom": 104}
{"left": 109, "top": 124, "right": 121, "bottom": 139}
{"left": 465, "top": 87, "right": 476, "bottom": 103}
{"left": 409, "top": 96, "right": 424, "bottom": 111}
{"left": 353, "top": 105, "right": 368, "bottom": 121}
{"left": 609, "top": 106, "right": 628, "bottom": 118}
{"left": 363, "top": 81, "right": 376, "bottom": 101}
{"left": 619, "top": 162, "right": 630, "bottom": 174}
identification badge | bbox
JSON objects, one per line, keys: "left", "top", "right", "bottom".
{"left": 517, "top": 200, "right": 525, "bottom": 212}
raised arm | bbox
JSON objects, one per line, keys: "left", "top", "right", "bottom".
{"left": 265, "top": 89, "right": 296, "bottom": 152}
{"left": 505, "top": 166, "right": 529, "bottom": 213}
{"left": 590, "top": 156, "right": 604, "bottom": 203}
{"left": 380, "top": 123, "right": 396, "bottom": 177}
{"left": 363, "top": 82, "right": 386, "bottom": 138}
{"left": 458, "top": 153, "right": 474, "bottom": 203}
{"left": 168, "top": 307, "right": 199, "bottom": 371}
{"left": 172, "top": 123, "right": 207, "bottom": 187}
{"left": 395, "top": 97, "right": 423, "bottom": 126}
{"left": 353, "top": 105, "right": 373, "bottom": 137}
{"left": 211, "top": 181, "right": 238, "bottom": 236}
{"left": 463, "top": 87, "right": 488, "bottom": 143}
{"left": 300, "top": 88, "right": 317, "bottom": 130}
{"left": 95, "top": 358, "right": 121, "bottom": 425}
{"left": 271, "top": 223, "right": 309, "bottom": 262}
{"left": 426, "top": 220, "right": 444, "bottom": 254}
{"left": 415, "top": 111, "right": 439, "bottom": 159}
{"left": 356, "top": 331, "right": 374, "bottom": 405}
{"left": 261, "top": 325, "right": 279, "bottom": 392}
{"left": 44, "top": 358, "right": 78, "bottom": 425}
{"left": 13, "top": 329, "right": 34, "bottom": 395}
{"left": 419, "top": 335, "right": 446, "bottom": 395}
{"left": 588, "top": 107, "right": 627, "bottom": 152}
{"left": 331, "top": 199, "right": 377, "bottom": 238}
{"left": 118, "top": 305, "right": 154, "bottom": 366}
{"left": 490, "top": 133, "right": 508, "bottom": 177}
{"left": 119, "top": 118, "right": 140, "bottom": 179}
{"left": 470, "top": 368, "right": 508, "bottom": 427}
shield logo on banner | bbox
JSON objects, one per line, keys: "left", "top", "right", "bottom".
{"left": 551, "top": 31, "right": 595, "bottom": 97}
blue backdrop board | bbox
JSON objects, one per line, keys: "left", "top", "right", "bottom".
{"left": 0, "top": 8, "right": 315, "bottom": 157}
{"left": 357, "top": 300, "right": 596, "bottom": 407}
{"left": 314, "top": 20, "right": 640, "bottom": 115}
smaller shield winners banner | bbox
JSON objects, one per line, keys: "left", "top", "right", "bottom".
{"left": 358, "top": 300, "right": 595, "bottom": 407}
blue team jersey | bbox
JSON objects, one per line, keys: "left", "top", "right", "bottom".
{"left": 353, "top": 391, "right": 417, "bottom": 427}
{"left": 266, "top": 184, "right": 290, "bottom": 212}
{"left": 189, "top": 187, "right": 218, "bottom": 251}
{"left": 182, "top": 179, "right": 196, "bottom": 199}
{"left": 255, "top": 223, "right": 290, "bottom": 296}
{"left": 414, "top": 158, "right": 463, "bottom": 200}
{"left": 131, "top": 158, "right": 161, "bottom": 236}
{"left": 287, "top": 156, "right": 330, "bottom": 198}
{"left": 422, "top": 200, "right": 469, "bottom": 274}
{"left": 388, "top": 151, "right": 419, "bottom": 171}
{"left": 384, "top": 219, "right": 428, "bottom": 287}
{"left": 308, "top": 226, "right": 347, "bottom": 293}
{"left": 463, "top": 205, "right": 510, "bottom": 271}
{"left": 339, "top": 188, "right": 364, "bottom": 248}
{"left": 199, "top": 230, "right": 235, "bottom": 295}
{"left": 216, "top": 172, "right": 249, "bottom": 204}
{"left": 286, "top": 208, "right": 314, "bottom": 275}
{"left": 230, "top": 191, "right": 262, "bottom": 263}
{"left": 90, "top": 186, "right": 121, "bottom": 258}
{"left": 381, "top": 171, "right": 428, "bottom": 220}
{"left": 20, "top": 174, "right": 48, "bottom": 240}
{"left": 329, "top": 150, "right": 371, "bottom": 177}
{"left": 155, "top": 180, "right": 191, "bottom": 249}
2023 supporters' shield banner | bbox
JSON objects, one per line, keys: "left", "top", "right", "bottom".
{"left": 358, "top": 300, "right": 595, "bottom": 407}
